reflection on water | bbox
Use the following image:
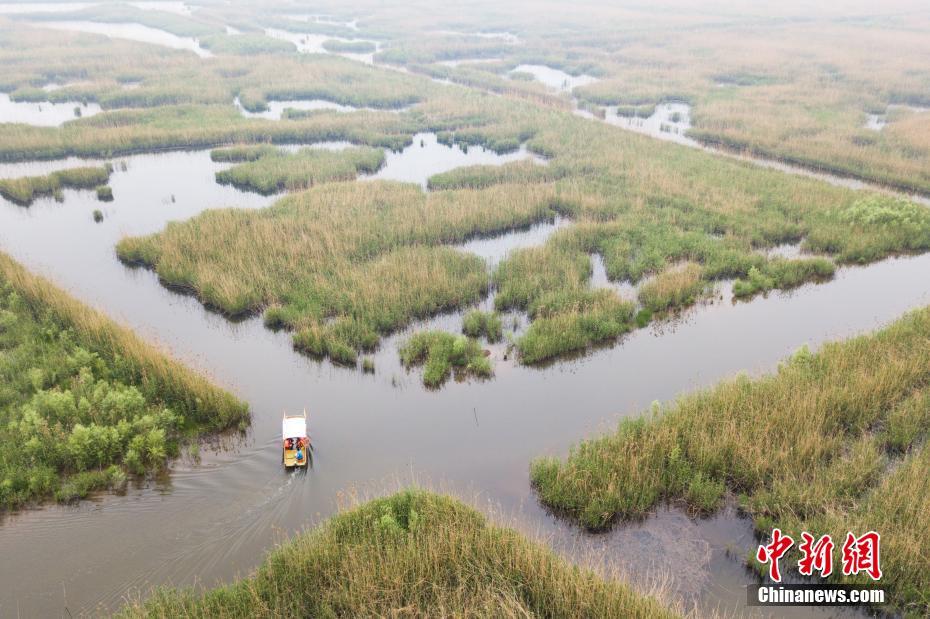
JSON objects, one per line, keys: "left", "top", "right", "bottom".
{"left": 0, "top": 92, "right": 102, "bottom": 126}
{"left": 510, "top": 64, "right": 597, "bottom": 92}
{"left": 36, "top": 20, "right": 212, "bottom": 57}
{"left": 365, "top": 131, "right": 544, "bottom": 189}
{"left": 546, "top": 504, "right": 863, "bottom": 618}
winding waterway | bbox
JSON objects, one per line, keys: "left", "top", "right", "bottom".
{"left": 0, "top": 139, "right": 926, "bottom": 616}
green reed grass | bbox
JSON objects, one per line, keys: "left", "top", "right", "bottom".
{"left": 400, "top": 331, "right": 492, "bottom": 387}
{"left": 118, "top": 489, "right": 674, "bottom": 618}
{"left": 0, "top": 166, "right": 111, "bottom": 206}
{"left": 214, "top": 146, "right": 385, "bottom": 194}
{"left": 531, "top": 305, "right": 930, "bottom": 612}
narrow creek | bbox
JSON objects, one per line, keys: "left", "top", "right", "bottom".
{"left": 366, "top": 131, "right": 545, "bottom": 189}
{"left": 0, "top": 142, "right": 926, "bottom": 616}
{"left": 509, "top": 63, "right": 598, "bottom": 92}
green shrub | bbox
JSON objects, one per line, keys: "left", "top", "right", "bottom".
{"left": 461, "top": 309, "right": 503, "bottom": 342}
{"left": 96, "top": 185, "right": 113, "bottom": 201}
{"left": 399, "top": 331, "right": 491, "bottom": 387}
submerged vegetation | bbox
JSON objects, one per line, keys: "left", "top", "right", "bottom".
{"left": 531, "top": 306, "right": 930, "bottom": 612}
{"left": 0, "top": 253, "right": 247, "bottom": 510}
{"left": 0, "top": 166, "right": 111, "bottom": 206}
{"left": 400, "top": 332, "right": 492, "bottom": 387}
{"left": 120, "top": 490, "right": 673, "bottom": 618}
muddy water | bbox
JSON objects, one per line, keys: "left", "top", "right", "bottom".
{"left": 0, "top": 93, "right": 102, "bottom": 126}
{"left": 37, "top": 20, "right": 212, "bottom": 57}
{"left": 365, "top": 131, "right": 544, "bottom": 189}
{"left": 0, "top": 144, "right": 925, "bottom": 616}
{"left": 510, "top": 63, "right": 597, "bottom": 92}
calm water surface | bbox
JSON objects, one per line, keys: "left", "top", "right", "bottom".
{"left": 0, "top": 144, "right": 922, "bottom": 617}
{"left": 37, "top": 20, "right": 212, "bottom": 57}
{"left": 510, "top": 63, "right": 597, "bottom": 92}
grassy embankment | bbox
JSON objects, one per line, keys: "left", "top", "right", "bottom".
{"left": 531, "top": 306, "right": 930, "bottom": 613}
{"left": 212, "top": 145, "right": 385, "bottom": 194}
{"left": 0, "top": 166, "right": 111, "bottom": 206}
{"left": 119, "top": 489, "right": 675, "bottom": 619}
{"left": 0, "top": 253, "right": 247, "bottom": 510}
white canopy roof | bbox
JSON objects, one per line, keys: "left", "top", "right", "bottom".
{"left": 282, "top": 415, "right": 307, "bottom": 439}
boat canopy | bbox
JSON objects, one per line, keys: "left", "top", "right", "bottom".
{"left": 282, "top": 415, "right": 307, "bottom": 439}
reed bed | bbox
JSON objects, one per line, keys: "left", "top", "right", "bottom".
{"left": 214, "top": 146, "right": 385, "bottom": 194}
{"left": 5, "top": 10, "right": 930, "bottom": 373}
{"left": 531, "top": 306, "right": 930, "bottom": 612}
{"left": 0, "top": 166, "right": 111, "bottom": 206}
{"left": 117, "top": 181, "right": 562, "bottom": 364}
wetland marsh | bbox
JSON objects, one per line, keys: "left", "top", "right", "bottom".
{"left": 2, "top": 1, "right": 930, "bottom": 617}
